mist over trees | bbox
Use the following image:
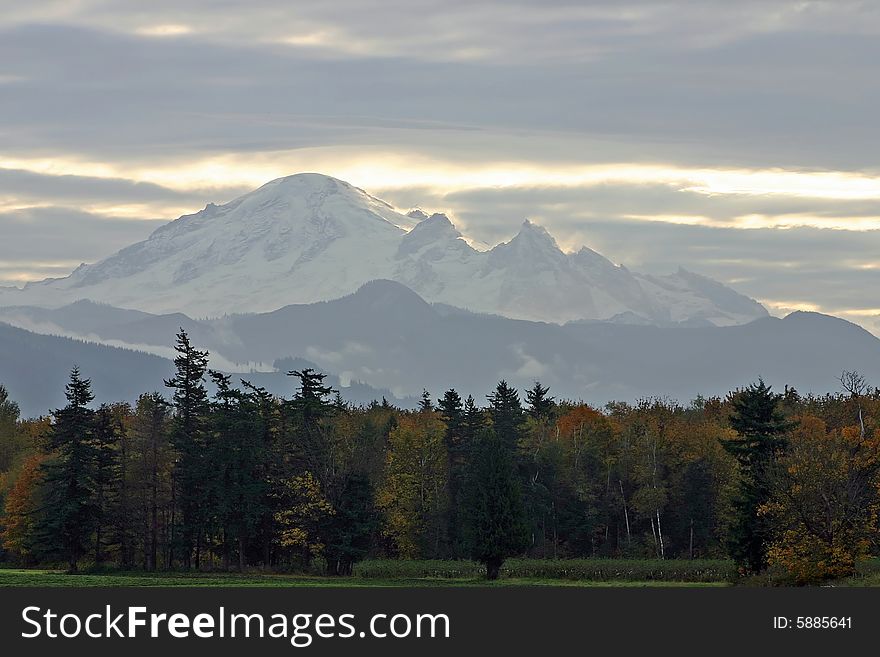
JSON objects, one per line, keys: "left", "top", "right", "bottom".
{"left": 1, "top": 332, "right": 879, "bottom": 584}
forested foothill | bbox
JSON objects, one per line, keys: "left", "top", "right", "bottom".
{"left": 1, "top": 330, "right": 878, "bottom": 586}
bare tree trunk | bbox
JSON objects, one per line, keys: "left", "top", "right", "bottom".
{"left": 619, "top": 480, "right": 631, "bottom": 546}
{"left": 689, "top": 518, "right": 694, "bottom": 559}
{"left": 150, "top": 423, "right": 159, "bottom": 571}
{"left": 656, "top": 509, "right": 665, "bottom": 559}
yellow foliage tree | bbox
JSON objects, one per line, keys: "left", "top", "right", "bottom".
{"left": 763, "top": 416, "right": 880, "bottom": 583}
{"left": 274, "top": 471, "right": 333, "bottom": 562}
{"left": 1, "top": 452, "right": 47, "bottom": 562}
{"left": 377, "top": 413, "right": 448, "bottom": 558}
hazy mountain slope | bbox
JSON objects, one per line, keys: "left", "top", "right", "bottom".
{"left": 210, "top": 282, "right": 876, "bottom": 402}
{"left": 0, "top": 322, "right": 175, "bottom": 417}
{"left": 0, "top": 320, "right": 411, "bottom": 418}
{"left": 0, "top": 173, "right": 766, "bottom": 325}
{"left": 2, "top": 284, "right": 875, "bottom": 414}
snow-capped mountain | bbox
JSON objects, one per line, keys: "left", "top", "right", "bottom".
{"left": 0, "top": 173, "right": 767, "bottom": 325}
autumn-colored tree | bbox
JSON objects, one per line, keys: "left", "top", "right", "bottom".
{"left": 0, "top": 452, "right": 47, "bottom": 562}
{"left": 377, "top": 413, "right": 448, "bottom": 558}
{"left": 274, "top": 471, "right": 333, "bottom": 567}
{"left": 763, "top": 416, "right": 880, "bottom": 583}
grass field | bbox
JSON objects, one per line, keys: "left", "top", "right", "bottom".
{"left": 3, "top": 558, "right": 878, "bottom": 587}
{"left": 0, "top": 568, "right": 727, "bottom": 588}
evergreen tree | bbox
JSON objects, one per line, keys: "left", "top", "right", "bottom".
{"left": 525, "top": 381, "right": 555, "bottom": 420}
{"left": 37, "top": 368, "right": 97, "bottom": 572}
{"left": 438, "top": 389, "right": 466, "bottom": 556}
{"left": 91, "top": 404, "right": 121, "bottom": 566}
{"left": 461, "top": 395, "right": 485, "bottom": 444}
{"left": 210, "top": 372, "right": 268, "bottom": 570}
{"left": 241, "top": 380, "right": 281, "bottom": 568}
{"left": 287, "top": 368, "right": 335, "bottom": 478}
{"left": 488, "top": 381, "right": 524, "bottom": 450}
{"left": 462, "top": 429, "right": 527, "bottom": 579}
{"left": 324, "top": 473, "right": 377, "bottom": 575}
{"left": 0, "top": 385, "right": 22, "bottom": 472}
{"left": 164, "top": 329, "right": 211, "bottom": 569}
{"left": 419, "top": 389, "right": 433, "bottom": 412}
{"left": 722, "top": 379, "right": 790, "bottom": 572}
{"left": 128, "top": 393, "right": 171, "bottom": 571}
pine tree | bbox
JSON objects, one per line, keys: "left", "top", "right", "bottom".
{"left": 462, "top": 429, "right": 527, "bottom": 579}
{"left": 722, "top": 379, "right": 790, "bottom": 572}
{"left": 37, "top": 367, "right": 97, "bottom": 572}
{"left": 128, "top": 393, "right": 171, "bottom": 571}
{"left": 324, "top": 473, "right": 377, "bottom": 575}
{"left": 461, "top": 395, "right": 485, "bottom": 444}
{"left": 241, "top": 380, "right": 281, "bottom": 568}
{"left": 92, "top": 404, "right": 121, "bottom": 566}
{"left": 287, "top": 368, "right": 335, "bottom": 478}
{"left": 525, "top": 381, "right": 555, "bottom": 420}
{"left": 419, "top": 389, "right": 433, "bottom": 412}
{"left": 164, "top": 329, "right": 211, "bottom": 569}
{"left": 438, "top": 389, "right": 465, "bottom": 556}
{"left": 0, "top": 385, "right": 22, "bottom": 472}
{"left": 210, "top": 372, "right": 268, "bottom": 570}
{"left": 488, "top": 380, "right": 524, "bottom": 450}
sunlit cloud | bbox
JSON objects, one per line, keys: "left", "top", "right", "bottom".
{"left": 0, "top": 0, "right": 878, "bottom": 339}
{"left": 4, "top": 151, "right": 880, "bottom": 231}
{"left": 134, "top": 24, "right": 193, "bottom": 37}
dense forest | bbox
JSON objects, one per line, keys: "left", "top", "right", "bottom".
{"left": 1, "top": 330, "right": 878, "bottom": 584}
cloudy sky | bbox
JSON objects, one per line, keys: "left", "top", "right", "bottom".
{"left": 1, "top": 0, "right": 879, "bottom": 333}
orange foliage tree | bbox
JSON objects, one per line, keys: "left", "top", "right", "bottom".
{"left": 1, "top": 452, "right": 48, "bottom": 563}
{"left": 763, "top": 415, "right": 880, "bottom": 583}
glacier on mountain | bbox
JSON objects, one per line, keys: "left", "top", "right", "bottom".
{"left": 0, "top": 173, "right": 767, "bottom": 325}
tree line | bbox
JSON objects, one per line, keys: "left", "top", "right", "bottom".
{"left": 1, "top": 330, "right": 878, "bottom": 583}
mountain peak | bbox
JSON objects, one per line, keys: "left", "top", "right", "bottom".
{"left": 265, "top": 171, "right": 348, "bottom": 188}
{"left": 344, "top": 279, "right": 434, "bottom": 315}
{"left": 505, "top": 219, "right": 563, "bottom": 254}
{"left": 396, "top": 211, "right": 469, "bottom": 259}
{"left": 247, "top": 172, "right": 363, "bottom": 204}
{"left": 407, "top": 209, "right": 430, "bottom": 221}
{"left": 0, "top": 173, "right": 769, "bottom": 327}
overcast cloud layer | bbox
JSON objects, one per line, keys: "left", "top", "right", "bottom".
{"left": 0, "top": 0, "right": 878, "bottom": 333}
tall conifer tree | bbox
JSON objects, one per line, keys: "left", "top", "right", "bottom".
{"left": 722, "top": 379, "right": 790, "bottom": 572}
{"left": 164, "top": 329, "right": 211, "bottom": 569}
{"left": 37, "top": 367, "right": 97, "bottom": 572}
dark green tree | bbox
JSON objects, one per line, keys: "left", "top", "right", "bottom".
{"left": 37, "top": 368, "right": 97, "bottom": 572}
{"left": 91, "top": 404, "right": 121, "bottom": 566}
{"left": 209, "top": 372, "right": 268, "bottom": 570}
{"left": 462, "top": 429, "right": 527, "bottom": 579}
{"left": 128, "top": 393, "right": 171, "bottom": 571}
{"left": 0, "top": 385, "right": 22, "bottom": 473}
{"left": 164, "top": 329, "right": 211, "bottom": 569}
{"left": 286, "top": 368, "right": 335, "bottom": 478}
{"left": 438, "top": 389, "right": 466, "bottom": 556}
{"left": 488, "top": 381, "right": 524, "bottom": 450}
{"left": 324, "top": 473, "right": 377, "bottom": 575}
{"left": 525, "top": 381, "right": 555, "bottom": 420}
{"left": 461, "top": 395, "right": 484, "bottom": 443}
{"left": 419, "top": 389, "right": 433, "bottom": 412}
{"left": 722, "top": 379, "right": 790, "bottom": 572}
{"left": 241, "top": 380, "right": 282, "bottom": 568}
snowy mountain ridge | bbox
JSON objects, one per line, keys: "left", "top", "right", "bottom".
{"left": 0, "top": 173, "right": 767, "bottom": 325}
